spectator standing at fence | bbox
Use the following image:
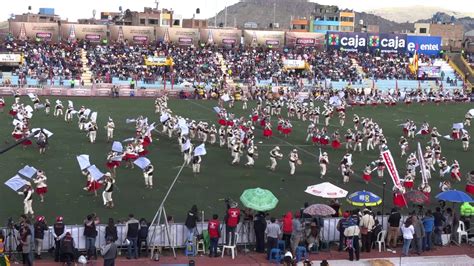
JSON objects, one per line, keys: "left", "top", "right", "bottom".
{"left": 254, "top": 211, "right": 267, "bottom": 253}
{"left": 410, "top": 212, "right": 425, "bottom": 255}
{"left": 208, "top": 214, "right": 220, "bottom": 258}
{"left": 344, "top": 213, "right": 360, "bottom": 261}
{"left": 433, "top": 207, "right": 445, "bottom": 246}
{"left": 138, "top": 218, "right": 149, "bottom": 257}
{"left": 224, "top": 201, "right": 241, "bottom": 245}
{"left": 53, "top": 216, "right": 66, "bottom": 262}
{"left": 359, "top": 209, "right": 375, "bottom": 253}
{"left": 101, "top": 236, "right": 118, "bottom": 266}
{"left": 386, "top": 208, "right": 401, "bottom": 249}
{"left": 282, "top": 212, "right": 293, "bottom": 252}
{"left": 337, "top": 212, "right": 350, "bottom": 251}
{"left": 265, "top": 217, "right": 281, "bottom": 260}
{"left": 185, "top": 205, "right": 199, "bottom": 241}
{"left": 33, "top": 216, "right": 48, "bottom": 259}
{"left": 83, "top": 214, "right": 99, "bottom": 260}
{"left": 105, "top": 218, "right": 118, "bottom": 244}
{"left": 401, "top": 219, "right": 415, "bottom": 256}
{"left": 291, "top": 211, "right": 303, "bottom": 254}
{"left": 422, "top": 210, "right": 435, "bottom": 251}
{"left": 20, "top": 224, "right": 32, "bottom": 266}
{"left": 60, "top": 232, "right": 75, "bottom": 266}
{"left": 125, "top": 214, "right": 140, "bottom": 260}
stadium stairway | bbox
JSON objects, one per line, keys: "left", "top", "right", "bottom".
{"left": 217, "top": 52, "right": 236, "bottom": 89}
{"left": 80, "top": 48, "right": 92, "bottom": 86}
{"left": 448, "top": 53, "right": 474, "bottom": 89}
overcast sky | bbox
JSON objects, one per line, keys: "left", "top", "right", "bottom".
{"left": 2, "top": 0, "right": 472, "bottom": 22}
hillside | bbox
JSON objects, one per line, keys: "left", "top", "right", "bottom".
{"left": 367, "top": 6, "right": 474, "bottom": 23}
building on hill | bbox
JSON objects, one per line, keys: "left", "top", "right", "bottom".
{"left": 429, "top": 23, "right": 464, "bottom": 51}
{"left": 311, "top": 5, "right": 340, "bottom": 34}
{"left": 9, "top": 7, "right": 66, "bottom": 24}
{"left": 339, "top": 10, "right": 355, "bottom": 32}
{"left": 290, "top": 18, "right": 309, "bottom": 32}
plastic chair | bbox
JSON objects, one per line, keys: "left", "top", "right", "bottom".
{"left": 375, "top": 230, "right": 387, "bottom": 252}
{"left": 457, "top": 221, "right": 468, "bottom": 244}
{"left": 221, "top": 233, "right": 239, "bottom": 259}
{"left": 196, "top": 239, "right": 206, "bottom": 255}
{"left": 269, "top": 248, "right": 282, "bottom": 263}
{"left": 295, "top": 246, "right": 308, "bottom": 262}
{"left": 277, "top": 240, "right": 285, "bottom": 252}
{"left": 185, "top": 240, "right": 196, "bottom": 257}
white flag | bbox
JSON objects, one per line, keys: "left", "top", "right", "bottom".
{"left": 68, "top": 100, "right": 74, "bottom": 108}
{"left": 5, "top": 175, "right": 29, "bottom": 191}
{"left": 18, "top": 165, "right": 37, "bottom": 179}
{"left": 213, "top": 106, "right": 221, "bottom": 113}
{"left": 112, "top": 141, "right": 123, "bottom": 153}
{"left": 126, "top": 118, "right": 136, "bottom": 124}
{"left": 194, "top": 143, "right": 207, "bottom": 156}
{"left": 25, "top": 105, "right": 33, "bottom": 113}
{"left": 221, "top": 94, "right": 230, "bottom": 102}
{"left": 417, "top": 143, "right": 427, "bottom": 185}
{"left": 452, "top": 123, "right": 464, "bottom": 130}
{"left": 84, "top": 109, "right": 92, "bottom": 117}
{"left": 160, "top": 113, "right": 170, "bottom": 123}
{"left": 134, "top": 157, "right": 151, "bottom": 169}
{"left": 123, "top": 137, "right": 135, "bottom": 142}
{"left": 31, "top": 128, "right": 53, "bottom": 137}
{"left": 87, "top": 165, "right": 104, "bottom": 181}
{"left": 76, "top": 154, "right": 91, "bottom": 171}
{"left": 90, "top": 112, "right": 98, "bottom": 123}
{"left": 443, "top": 135, "right": 453, "bottom": 141}
{"left": 181, "top": 139, "right": 191, "bottom": 152}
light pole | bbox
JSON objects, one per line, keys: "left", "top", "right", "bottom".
{"left": 381, "top": 180, "right": 387, "bottom": 229}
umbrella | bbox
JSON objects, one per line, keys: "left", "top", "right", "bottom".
{"left": 240, "top": 187, "right": 279, "bottom": 212}
{"left": 303, "top": 204, "right": 335, "bottom": 216}
{"left": 346, "top": 190, "right": 382, "bottom": 207}
{"left": 436, "top": 190, "right": 473, "bottom": 203}
{"left": 404, "top": 190, "right": 428, "bottom": 204}
{"left": 305, "top": 182, "right": 348, "bottom": 199}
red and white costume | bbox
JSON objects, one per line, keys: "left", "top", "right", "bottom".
{"left": 34, "top": 171, "right": 48, "bottom": 196}
{"left": 363, "top": 165, "right": 372, "bottom": 183}
{"left": 263, "top": 122, "right": 273, "bottom": 138}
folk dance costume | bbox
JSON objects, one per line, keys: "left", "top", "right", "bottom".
{"left": 339, "top": 112, "right": 346, "bottom": 127}
{"left": 402, "top": 120, "right": 410, "bottom": 136}
{"left": 123, "top": 144, "right": 139, "bottom": 168}
{"left": 366, "top": 130, "right": 375, "bottom": 151}
{"left": 135, "top": 143, "right": 148, "bottom": 157}
{"left": 399, "top": 137, "right": 409, "bottom": 157}
{"left": 219, "top": 126, "right": 226, "bottom": 147}
{"left": 451, "top": 128, "right": 460, "bottom": 140}
{"left": 420, "top": 122, "right": 430, "bottom": 135}
{"left": 289, "top": 149, "right": 300, "bottom": 176}
{"left": 353, "top": 132, "right": 363, "bottom": 152}
{"left": 143, "top": 164, "right": 154, "bottom": 188}
{"left": 106, "top": 151, "right": 121, "bottom": 173}
{"left": 54, "top": 101, "right": 64, "bottom": 117}
{"left": 462, "top": 133, "right": 470, "bottom": 151}
{"left": 192, "top": 155, "right": 202, "bottom": 174}
{"left": 263, "top": 122, "right": 273, "bottom": 138}
{"left": 106, "top": 119, "right": 115, "bottom": 141}
{"left": 0, "top": 97, "right": 4, "bottom": 112}
{"left": 392, "top": 187, "right": 407, "bottom": 208}
{"left": 231, "top": 141, "right": 243, "bottom": 165}
{"left": 269, "top": 146, "right": 283, "bottom": 171}
{"left": 44, "top": 99, "right": 51, "bottom": 115}
{"left": 464, "top": 112, "right": 472, "bottom": 127}
{"left": 406, "top": 153, "right": 417, "bottom": 175}
{"left": 88, "top": 122, "right": 98, "bottom": 143}
{"left": 277, "top": 117, "right": 284, "bottom": 133}
{"left": 245, "top": 145, "right": 257, "bottom": 166}
{"left": 18, "top": 185, "right": 34, "bottom": 215}
{"left": 34, "top": 170, "right": 48, "bottom": 202}
{"left": 21, "top": 131, "right": 33, "bottom": 148}
{"left": 465, "top": 171, "right": 474, "bottom": 194}
{"left": 450, "top": 161, "right": 461, "bottom": 182}
{"left": 376, "top": 157, "right": 385, "bottom": 178}
{"left": 440, "top": 180, "right": 451, "bottom": 192}
{"left": 402, "top": 172, "right": 415, "bottom": 190}
{"left": 306, "top": 123, "right": 315, "bottom": 142}
{"left": 209, "top": 125, "right": 217, "bottom": 144}
{"left": 419, "top": 183, "right": 431, "bottom": 204}
{"left": 362, "top": 164, "right": 372, "bottom": 184}
{"left": 101, "top": 173, "right": 115, "bottom": 208}
{"left": 12, "top": 126, "right": 23, "bottom": 141}
{"left": 341, "top": 165, "right": 353, "bottom": 183}
{"left": 319, "top": 152, "right": 329, "bottom": 179}
{"left": 183, "top": 143, "right": 193, "bottom": 166}
{"left": 345, "top": 130, "right": 354, "bottom": 150}
{"left": 408, "top": 122, "right": 416, "bottom": 139}
{"left": 319, "top": 134, "right": 330, "bottom": 146}
{"left": 78, "top": 115, "right": 87, "bottom": 130}
{"left": 83, "top": 170, "right": 101, "bottom": 196}
{"left": 353, "top": 114, "right": 360, "bottom": 131}
{"left": 64, "top": 107, "right": 74, "bottom": 122}
{"left": 242, "top": 96, "right": 248, "bottom": 110}
{"left": 430, "top": 128, "right": 441, "bottom": 145}
{"left": 251, "top": 110, "right": 259, "bottom": 124}
{"left": 331, "top": 131, "right": 341, "bottom": 149}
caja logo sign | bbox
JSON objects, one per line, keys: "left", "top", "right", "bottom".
{"left": 368, "top": 35, "right": 380, "bottom": 47}
{"left": 379, "top": 34, "right": 406, "bottom": 53}
{"left": 328, "top": 33, "right": 339, "bottom": 46}
{"left": 340, "top": 33, "right": 366, "bottom": 49}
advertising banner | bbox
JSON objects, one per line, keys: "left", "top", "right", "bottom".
{"left": 326, "top": 32, "right": 367, "bottom": 52}
{"left": 9, "top": 22, "right": 59, "bottom": 42}
{"left": 0, "top": 54, "right": 22, "bottom": 63}
{"left": 199, "top": 29, "right": 241, "bottom": 46}
{"left": 381, "top": 149, "right": 403, "bottom": 190}
{"left": 110, "top": 25, "right": 154, "bottom": 44}
{"left": 243, "top": 30, "right": 285, "bottom": 48}
{"left": 156, "top": 27, "right": 199, "bottom": 46}
{"left": 407, "top": 36, "right": 442, "bottom": 56}
{"left": 283, "top": 59, "right": 306, "bottom": 69}
{"left": 61, "top": 24, "right": 107, "bottom": 42}
{"left": 378, "top": 33, "right": 407, "bottom": 53}
{"left": 285, "top": 32, "right": 324, "bottom": 48}
{"left": 417, "top": 66, "right": 441, "bottom": 79}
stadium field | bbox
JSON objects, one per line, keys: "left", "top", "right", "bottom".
{"left": 0, "top": 96, "right": 472, "bottom": 224}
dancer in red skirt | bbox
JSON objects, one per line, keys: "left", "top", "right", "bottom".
{"left": 251, "top": 109, "right": 259, "bottom": 124}
{"left": 263, "top": 122, "right": 273, "bottom": 138}
{"left": 331, "top": 131, "right": 341, "bottom": 149}
{"left": 450, "top": 160, "right": 461, "bottom": 182}
{"left": 393, "top": 187, "right": 407, "bottom": 208}
{"left": 402, "top": 172, "right": 415, "bottom": 190}
{"left": 82, "top": 170, "right": 101, "bottom": 196}
{"left": 451, "top": 128, "right": 460, "bottom": 140}
{"left": 123, "top": 143, "right": 138, "bottom": 168}
{"left": 106, "top": 151, "right": 121, "bottom": 176}
{"left": 12, "top": 126, "right": 23, "bottom": 141}
{"left": 362, "top": 164, "right": 372, "bottom": 184}
{"left": 419, "top": 183, "right": 431, "bottom": 204}
{"left": 21, "top": 131, "right": 32, "bottom": 149}
{"left": 282, "top": 120, "right": 292, "bottom": 138}
{"left": 420, "top": 121, "right": 430, "bottom": 135}
{"left": 466, "top": 171, "right": 474, "bottom": 195}
{"left": 277, "top": 117, "right": 284, "bottom": 133}
{"left": 34, "top": 170, "right": 48, "bottom": 202}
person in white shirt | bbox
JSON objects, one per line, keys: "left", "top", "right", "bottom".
{"left": 18, "top": 184, "right": 34, "bottom": 215}
{"left": 106, "top": 118, "right": 115, "bottom": 142}
{"left": 401, "top": 219, "right": 415, "bottom": 256}
{"left": 34, "top": 170, "right": 48, "bottom": 202}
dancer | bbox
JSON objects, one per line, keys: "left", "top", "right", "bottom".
{"left": 34, "top": 170, "right": 48, "bottom": 202}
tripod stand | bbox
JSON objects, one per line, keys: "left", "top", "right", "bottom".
{"left": 4, "top": 226, "right": 19, "bottom": 263}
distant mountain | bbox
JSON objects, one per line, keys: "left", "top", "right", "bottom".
{"left": 416, "top": 12, "right": 474, "bottom": 32}
{"left": 367, "top": 6, "right": 473, "bottom": 23}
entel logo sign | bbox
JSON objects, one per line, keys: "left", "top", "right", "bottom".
{"left": 407, "top": 42, "right": 439, "bottom": 52}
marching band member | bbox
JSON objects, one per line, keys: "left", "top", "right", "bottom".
{"left": 289, "top": 149, "right": 300, "bottom": 176}
{"left": 143, "top": 164, "right": 154, "bottom": 189}
{"left": 64, "top": 106, "right": 74, "bottom": 122}
{"left": 424, "top": 146, "right": 435, "bottom": 171}
{"left": 465, "top": 171, "right": 474, "bottom": 195}
{"left": 438, "top": 157, "right": 449, "bottom": 178}
{"left": 366, "top": 128, "right": 375, "bottom": 151}
{"left": 226, "top": 126, "right": 234, "bottom": 149}
{"left": 353, "top": 131, "right": 363, "bottom": 152}
{"left": 231, "top": 139, "right": 243, "bottom": 165}
{"left": 450, "top": 160, "right": 461, "bottom": 182}
{"left": 18, "top": 184, "right": 34, "bottom": 216}
{"left": 353, "top": 114, "right": 360, "bottom": 131}
{"left": 106, "top": 118, "right": 115, "bottom": 142}
{"left": 430, "top": 127, "right": 441, "bottom": 145}
{"left": 78, "top": 114, "right": 87, "bottom": 130}
{"left": 345, "top": 129, "right": 354, "bottom": 150}
{"left": 101, "top": 173, "right": 115, "bottom": 208}
{"left": 34, "top": 170, "right": 48, "bottom": 202}
{"left": 209, "top": 125, "right": 217, "bottom": 145}
{"left": 408, "top": 121, "right": 416, "bottom": 139}
{"left": 183, "top": 141, "right": 193, "bottom": 166}
{"left": 219, "top": 126, "right": 226, "bottom": 147}
{"left": 362, "top": 164, "right": 372, "bottom": 184}
{"left": 323, "top": 108, "right": 331, "bottom": 127}
{"left": 36, "top": 130, "right": 48, "bottom": 154}
{"left": 0, "top": 97, "right": 4, "bottom": 112}
{"left": 376, "top": 156, "right": 385, "bottom": 178}
{"left": 269, "top": 146, "right": 283, "bottom": 171}
{"left": 44, "top": 99, "right": 51, "bottom": 115}
{"left": 83, "top": 170, "right": 101, "bottom": 196}
{"left": 88, "top": 122, "right": 98, "bottom": 143}
{"left": 306, "top": 123, "right": 315, "bottom": 142}
{"left": 464, "top": 111, "right": 472, "bottom": 127}
{"left": 192, "top": 152, "right": 202, "bottom": 175}
{"left": 399, "top": 136, "right": 409, "bottom": 157}
{"left": 341, "top": 164, "right": 353, "bottom": 183}
{"left": 319, "top": 152, "right": 329, "bottom": 179}
{"left": 462, "top": 132, "right": 470, "bottom": 151}
{"left": 339, "top": 111, "right": 346, "bottom": 127}
{"left": 406, "top": 153, "right": 417, "bottom": 175}
{"left": 54, "top": 100, "right": 64, "bottom": 117}
{"left": 244, "top": 145, "right": 257, "bottom": 167}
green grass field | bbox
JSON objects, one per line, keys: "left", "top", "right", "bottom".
{"left": 0, "top": 97, "right": 472, "bottom": 224}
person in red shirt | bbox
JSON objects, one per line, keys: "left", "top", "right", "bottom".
{"left": 208, "top": 214, "right": 221, "bottom": 257}
{"left": 225, "top": 201, "right": 241, "bottom": 245}
{"left": 282, "top": 212, "right": 293, "bottom": 250}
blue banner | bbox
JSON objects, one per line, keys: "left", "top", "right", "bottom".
{"left": 326, "top": 32, "right": 367, "bottom": 52}
{"left": 378, "top": 33, "right": 407, "bottom": 53}
{"left": 407, "top": 36, "right": 442, "bottom": 56}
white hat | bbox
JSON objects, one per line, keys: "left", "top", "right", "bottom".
{"left": 275, "top": 146, "right": 280, "bottom": 150}
{"left": 105, "top": 172, "right": 112, "bottom": 177}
